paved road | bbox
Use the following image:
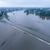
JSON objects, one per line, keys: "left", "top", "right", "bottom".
{"left": 0, "top": 22, "right": 25, "bottom": 50}
{"left": 0, "top": 21, "right": 50, "bottom": 50}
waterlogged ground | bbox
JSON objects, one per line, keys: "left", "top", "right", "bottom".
{"left": 8, "top": 10, "right": 50, "bottom": 36}
{"left": 0, "top": 10, "right": 50, "bottom": 50}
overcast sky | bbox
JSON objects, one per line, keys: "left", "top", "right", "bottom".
{"left": 0, "top": 0, "right": 50, "bottom": 7}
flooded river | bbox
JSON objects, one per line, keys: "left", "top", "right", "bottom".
{"left": 0, "top": 9, "right": 50, "bottom": 50}
{"left": 8, "top": 10, "right": 50, "bottom": 36}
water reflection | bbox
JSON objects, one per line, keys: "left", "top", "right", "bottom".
{"left": 39, "top": 16, "right": 50, "bottom": 20}
{"left": 24, "top": 8, "right": 50, "bottom": 20}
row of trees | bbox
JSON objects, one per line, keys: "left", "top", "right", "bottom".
{"left": 24, "top": 8, "right": 50, "bottom": 20}
{"left": 35, "top": 9, "right": 50, "bottom": 16}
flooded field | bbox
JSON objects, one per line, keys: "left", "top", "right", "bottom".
{"left": 0, "top": 8, "right": 50, "bottom": 50}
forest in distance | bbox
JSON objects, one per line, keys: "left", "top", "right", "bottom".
{"left": 0, "top": 8, "right": 50, "bottom": 21}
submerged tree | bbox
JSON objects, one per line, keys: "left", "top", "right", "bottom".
{"left": 24, "top": 8, "right": 50, "bottom": 20}
{"left": 0, "top": 10, "right": 9, "bottom": 23}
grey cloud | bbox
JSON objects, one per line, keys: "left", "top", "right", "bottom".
{"left": 0, "top": 0, "right": 50, "bottom": 7}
